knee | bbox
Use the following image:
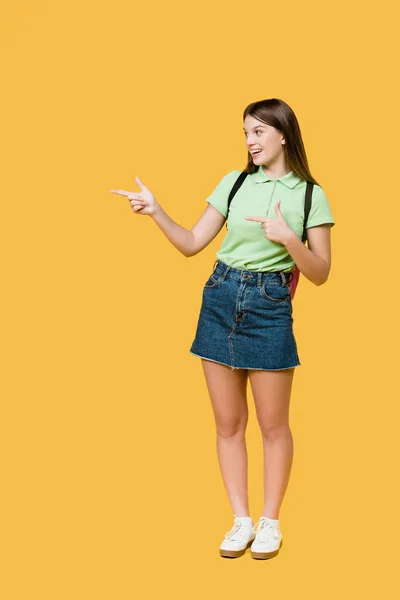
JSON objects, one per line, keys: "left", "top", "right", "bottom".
{"left": 261, "top": 423, "right": 291, "bottom": 442}
{"left": 216, "top": 415, "right": 248, "bottom": 439}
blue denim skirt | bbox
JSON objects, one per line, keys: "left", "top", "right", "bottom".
{"left": 189, "top": 259, "right": 301, "bottom": 371}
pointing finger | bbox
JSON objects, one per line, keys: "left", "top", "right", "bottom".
{"left": 244, "top": 216, "right": 268, "bottom": 222}
{"left": 109, "top": 189, "right": 132, "bottom": 197}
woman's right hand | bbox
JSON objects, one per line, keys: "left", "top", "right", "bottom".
{"left": 109, "top": 176, "right": 160, "bottom": 217}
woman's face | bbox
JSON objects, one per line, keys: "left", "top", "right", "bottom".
{"left": 243, "top": 115, "right": 286, "bottom": 167}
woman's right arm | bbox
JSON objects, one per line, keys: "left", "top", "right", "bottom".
{"left": 152, "top": 203, "right": 226, "bottom": 257}
{"left": 110, "top": 175, "right": 226, "bottom": 257}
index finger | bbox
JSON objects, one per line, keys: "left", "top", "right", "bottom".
{"left": 109, "top": 189, "right": 132, "bottom": 197}
{"left": 244, "top": 216, "right": 267, "bottom": 222}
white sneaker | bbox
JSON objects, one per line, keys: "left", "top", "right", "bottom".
{"left": 250, "top": 516, "right": 283, "bottom": 560}
{"left": 219, "top": 515, "right": 256, "bottom": 558}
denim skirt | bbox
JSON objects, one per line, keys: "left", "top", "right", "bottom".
{"left": 189, "top": 259, "right": 301, "bottom": 371}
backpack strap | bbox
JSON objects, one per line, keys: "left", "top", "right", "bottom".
{"left": 225, "top": 171, "right": 248, "bottom": 228}
{"left": 301, "top": 182, "right": 314, "bottom": 243}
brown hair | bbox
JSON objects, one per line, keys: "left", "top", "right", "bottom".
{"left": 243, "top": 98, "right": 320, "bottom": 186}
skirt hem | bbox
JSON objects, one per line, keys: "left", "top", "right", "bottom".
{"left": 189, "top": 350, "right": 301, "bottom": 371}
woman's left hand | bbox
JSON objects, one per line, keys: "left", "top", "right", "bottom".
{"left": 245, "top": 201, "right": 294, "bottom": 245}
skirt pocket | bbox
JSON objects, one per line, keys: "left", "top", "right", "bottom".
{"left": 204, "top": 273, "right": 222, "bottom": 289}
{"left": 259, "top": 282, "right": 291, "bottom": 303}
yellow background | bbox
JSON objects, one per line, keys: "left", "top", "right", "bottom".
{"left": 1, "top": 0, "right": 399, "bottom": 598}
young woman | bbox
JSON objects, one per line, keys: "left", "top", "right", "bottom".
{"left": 110, "top": 98, "right": 335, "bottom": 560}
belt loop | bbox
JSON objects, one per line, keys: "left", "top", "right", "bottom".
{"left": 220, "top": 264, "right": 231, "bottom": 281}
{"left": 257, "top": 272, "right": 262, "bottom": 287}
{"left": 212, "top": 259, "right": 218, "bottom": 274}
{"left": 280, "top": 272, "right": 286, "bottom": 287}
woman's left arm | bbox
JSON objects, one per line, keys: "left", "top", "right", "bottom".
{"left": 284, "top": 224, "right": 332, "bottom": 286}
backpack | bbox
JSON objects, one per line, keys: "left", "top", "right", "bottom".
{"left": 226, "top": 171, "right": 314, "bottom": 300}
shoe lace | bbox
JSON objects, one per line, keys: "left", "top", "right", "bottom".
{"left": 224, "top": 517, "right": 247, "bottom": 541}
{"left": 252, "top": 518, "right": 279, "bottom": 543}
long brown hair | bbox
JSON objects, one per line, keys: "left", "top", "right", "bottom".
{"left": 243, "top": 98, "right": 320, "bottom": 186}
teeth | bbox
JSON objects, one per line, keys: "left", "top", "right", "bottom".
{"left": 252, "top": 150, "right": 262, "bottom": 154}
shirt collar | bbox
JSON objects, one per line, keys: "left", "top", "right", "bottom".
{"left": 253, "top": 166, "right": 302, "bottom": 189}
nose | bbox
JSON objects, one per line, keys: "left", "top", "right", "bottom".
{"left": 246, "top": 134, "right": 257, "bottom": 149}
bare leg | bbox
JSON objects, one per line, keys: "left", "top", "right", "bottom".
{"left": 248, "top": 368, "right": 295, "bottom": 519}
{"left": 201, "top": 360, "right": 250, "bottom": 517}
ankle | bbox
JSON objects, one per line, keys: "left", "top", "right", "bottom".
{"left": 260, "top": 515, "right": 280, "bottom": 526}
{"left": 262, "top": 510, "right": 279, "bottom": 520}
{"left": 234, "top": 514, "right": 253, "bottom": 525}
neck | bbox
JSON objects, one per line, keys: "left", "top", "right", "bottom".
{"left": 261, "top": 163, "right": 291, "bottom": 179}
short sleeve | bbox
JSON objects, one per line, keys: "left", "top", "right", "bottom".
{"left": 306, "top": 185, "right": 336, "bottom": 229}
{"left": 205, "top": 170, "right": 243, "bottom": 218}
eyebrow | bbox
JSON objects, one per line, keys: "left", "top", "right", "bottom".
{"left": 243, "top": 125, "right": 266, "bottom": 131}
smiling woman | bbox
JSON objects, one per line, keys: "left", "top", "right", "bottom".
{"left": 109, "top": 97, "right": 336, "bottom": 561}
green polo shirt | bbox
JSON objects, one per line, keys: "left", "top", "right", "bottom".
{"left": 205, "top": 166, "right": 336, "bottom": 272}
